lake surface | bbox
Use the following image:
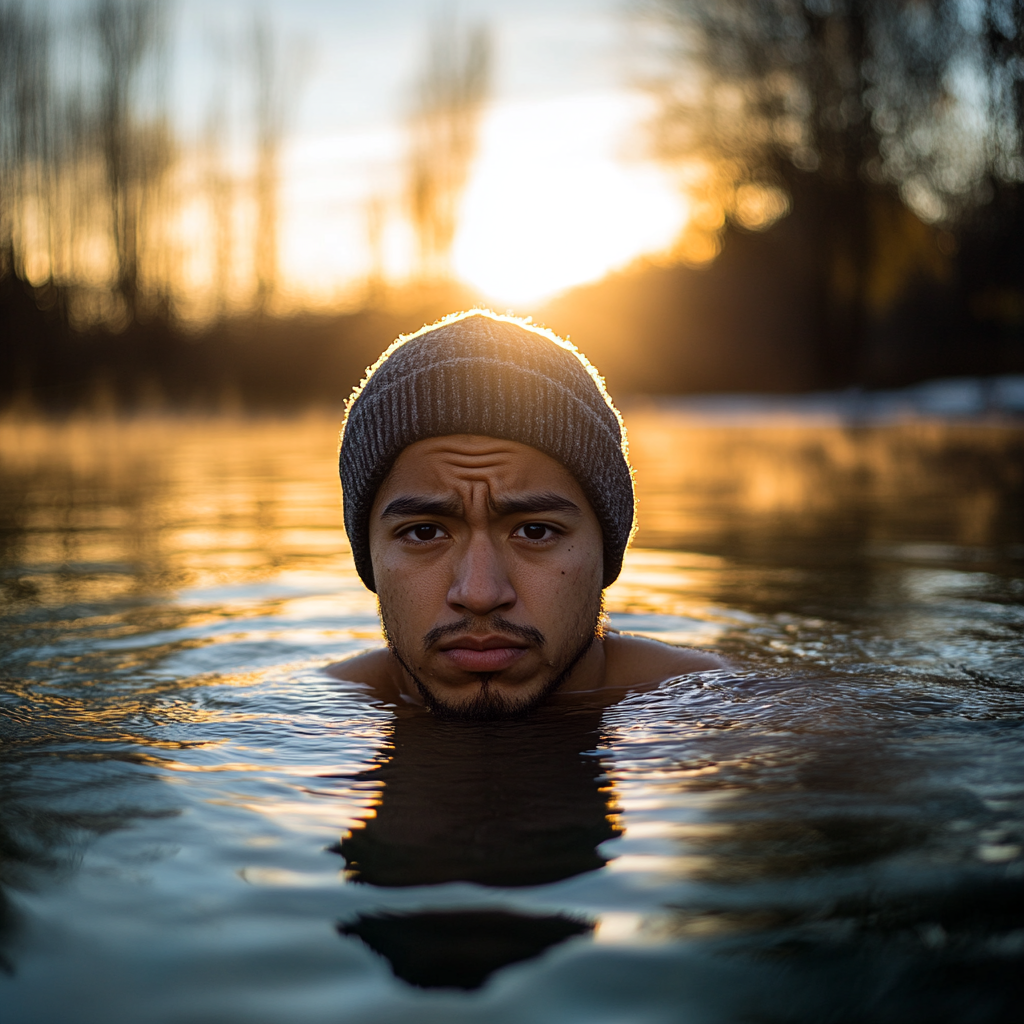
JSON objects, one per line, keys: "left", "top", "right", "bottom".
{"left": 1, "top": 406, "right": 1022, "bottom": 1023}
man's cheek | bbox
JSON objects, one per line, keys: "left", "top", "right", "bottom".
{"left": 378, "top": 591, "right": 412, "bottom": 651}
{"left": 525, "top": 557, "right": 599, "bottom": 599}
{"left": 561, "top": 561, "right": 599, "bottom": 591}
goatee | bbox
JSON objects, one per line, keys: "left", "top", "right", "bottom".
{"left": 380, "top": 600, "right": 602, "bottom": 721}
{"left": 391, "top": 632, "right": 595, "bottom": 721}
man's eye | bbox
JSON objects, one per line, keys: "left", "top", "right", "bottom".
{"left": 406, "top": 524, "right": 445, "bottom": 541}
{"left": 515, "top": 523, "right": 554, "bottom": 541}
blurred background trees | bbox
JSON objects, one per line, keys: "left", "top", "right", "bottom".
{"left": 0, "top": 0, "right": 307, "bottom": 331}
{"left": 2, "top": 0, "right": 174, "bottom": 329}
{"left": 1, "top": 0, "right": 1023, "bottom": 410}
{"left": 631, "top": 0, "right": 1024, "bottom": 387}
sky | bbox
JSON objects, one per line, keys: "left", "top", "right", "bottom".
{"left": 38, "top": 0, "right": 690, "bottom": 310}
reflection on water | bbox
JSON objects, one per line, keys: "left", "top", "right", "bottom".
{"left": 628, "top": 405, "right": 1023, "bottom": 553}
{"left": 333, "top": 710, "right": 615, "bottom": 987}
{"left": 335, "top": 710, "right": 619, "bottom": 889}
{"left": 1, "top": 410, "right": 1022, "bottom": 1022}
{"left": 340, "top": 910, "right": 593, "bottom": 990}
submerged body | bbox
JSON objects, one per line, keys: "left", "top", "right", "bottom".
{"left": 328, "top": 434, "right": 721, "bottom": 714}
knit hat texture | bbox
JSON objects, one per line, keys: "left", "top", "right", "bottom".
{"left": 340, "top": 310, "right": 635, "bottom": 592}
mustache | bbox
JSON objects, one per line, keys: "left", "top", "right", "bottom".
{"left": 422, "top": 616, "right": 546, "bottom": 650}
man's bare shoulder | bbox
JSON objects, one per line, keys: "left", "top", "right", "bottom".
{"left": 603, "top": 632, "right": 725, "bottom": 688}
{"left": 325, "top": 647, "right": 427, "bottom": 708}
{"left": 325, "top": 647, "right": 394, "bottom": 686}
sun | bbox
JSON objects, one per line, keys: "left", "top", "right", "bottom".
{"left": 452, "top": 92, "right": 690, "bottom": 309}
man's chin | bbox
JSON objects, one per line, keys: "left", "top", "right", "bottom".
{"left": 416, "top": 678, "right": 552, "bottom": 722}
{"left": 385, "top": 621, "right": 598, "bottom": 722}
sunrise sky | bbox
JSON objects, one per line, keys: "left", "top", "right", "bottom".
{"left": 169, "top": 0, "right": 690, "bottom": 308}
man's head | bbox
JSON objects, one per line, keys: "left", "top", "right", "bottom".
{"left": 339, "top": 311, "right": 634, "bottom": 718}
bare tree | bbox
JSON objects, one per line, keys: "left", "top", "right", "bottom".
{"left": 203, "top": 96, "right": 234, "bottom": 320}
{"left": 248, "top": 15, "right": 304, "bottom": 315}
{"left": 407, "top": 13, "right": 490, "bottom": 282}
{"left": 0, "top": 4, "right": 27, "bottom": 277}
{"left": 90, "top": 0, "right": 171, "bottom": 323}
{"left": 0, "top": 3, "right": 50, "bottom": 282}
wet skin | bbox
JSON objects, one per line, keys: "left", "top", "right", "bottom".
{"left": 329, "top": 435, "right": 723, "bottom": 716}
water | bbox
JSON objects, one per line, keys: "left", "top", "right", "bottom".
{"left": 1, "top": 407, "right": 1022, "bottom": 1023}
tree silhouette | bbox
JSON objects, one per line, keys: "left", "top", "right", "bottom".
{"left": 407, "top": 14, "right": 490, "bottom": 282}
{"left": 647, "top": 0, "right": 1023, "bottom": 383}
{"left": 247, "top": 15, "right": 305, "bottom": 316}
{"left": 91, "top": 0, "right": 171, "bottom": 324}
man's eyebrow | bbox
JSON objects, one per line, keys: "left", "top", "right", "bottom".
{"left": 378, "top": 495, "right": 463, "bottom": 519}
{"left": 490, "top": 492, "right": 583, "bottom": 517}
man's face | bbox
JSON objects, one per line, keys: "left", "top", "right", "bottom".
{"left": 368, "top": 434, "right": 605, "bottom": 719}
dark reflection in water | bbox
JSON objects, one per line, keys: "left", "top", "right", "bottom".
{"left": 335, "top": 709, "right": 618, "bottom": 887}
{"left": 339, "top": 910, "right": 592, "bottom": 990}
{"left": 672, "top": 876, "right": 1024, "bottom": 1024}
{"left": 0, "top": 802, "right": 43, "bottom": 975}
{"left": 333, "top": 708, "right": 614, "bottom": 986}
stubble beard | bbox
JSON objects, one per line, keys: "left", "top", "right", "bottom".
{"left": 379, "top": 594, "right": 604, "bottom": 722}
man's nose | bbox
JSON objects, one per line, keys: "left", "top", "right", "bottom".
{"left": 446, "top": 533, "right": 516, "bottom": 616}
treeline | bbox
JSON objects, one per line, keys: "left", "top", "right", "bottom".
{"left": 611, "top": 0, "right": 1024, "bottom": 390}
{"left": 0, "top": 0, "right": 499, "bottom": 411}
{"left": 3, "top": 0, "right": 1024, "bottom": 410}
{"left": 2, "top": 0, "right": 196, "bottom": 327}
{"left": 3, "top": 280, "right": 481, "bottom": 412}
{"left": 0, "top": 0, "right": 490, "bottom": 319}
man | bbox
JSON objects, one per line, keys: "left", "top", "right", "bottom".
{"left": 329, "top": 310, "right": 722, "bottom": 719}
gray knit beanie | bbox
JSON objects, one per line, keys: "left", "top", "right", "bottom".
{"left": 339, "top": 310, "right": 635, "bottom": 592}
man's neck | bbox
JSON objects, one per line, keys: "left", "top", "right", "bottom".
{"left": 549, "top": 635, "right": 608, "bottom": 694}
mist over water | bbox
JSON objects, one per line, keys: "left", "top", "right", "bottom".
{"left": 1, "top": 408, "right": 1022, "bottom": 1022}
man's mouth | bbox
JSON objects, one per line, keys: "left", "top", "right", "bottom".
{"left": 437, "top": 634, "right": 531, "bottom": 674}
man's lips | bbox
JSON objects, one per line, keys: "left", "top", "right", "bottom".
{"left": 437, "top": 635, "right": 531, "bottom": 673}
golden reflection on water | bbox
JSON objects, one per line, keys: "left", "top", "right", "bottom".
{"left": 1, "top": 408, "right": 1019, "bottom": 764}
{"left": 3, "top": 409, "right": 1020, "bottom": 611}
{"left": 0, "top": 412, "right": 359, "bottom": 609}
{"left": 4, "top": 407, "right": 1021, "bottom": 716}
{"left": 625, "top": 407, "right": 1023, "bottom": 550}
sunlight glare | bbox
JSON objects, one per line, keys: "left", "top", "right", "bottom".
{"left": 453, "top": 92, "right": 690, "bottom": 307}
